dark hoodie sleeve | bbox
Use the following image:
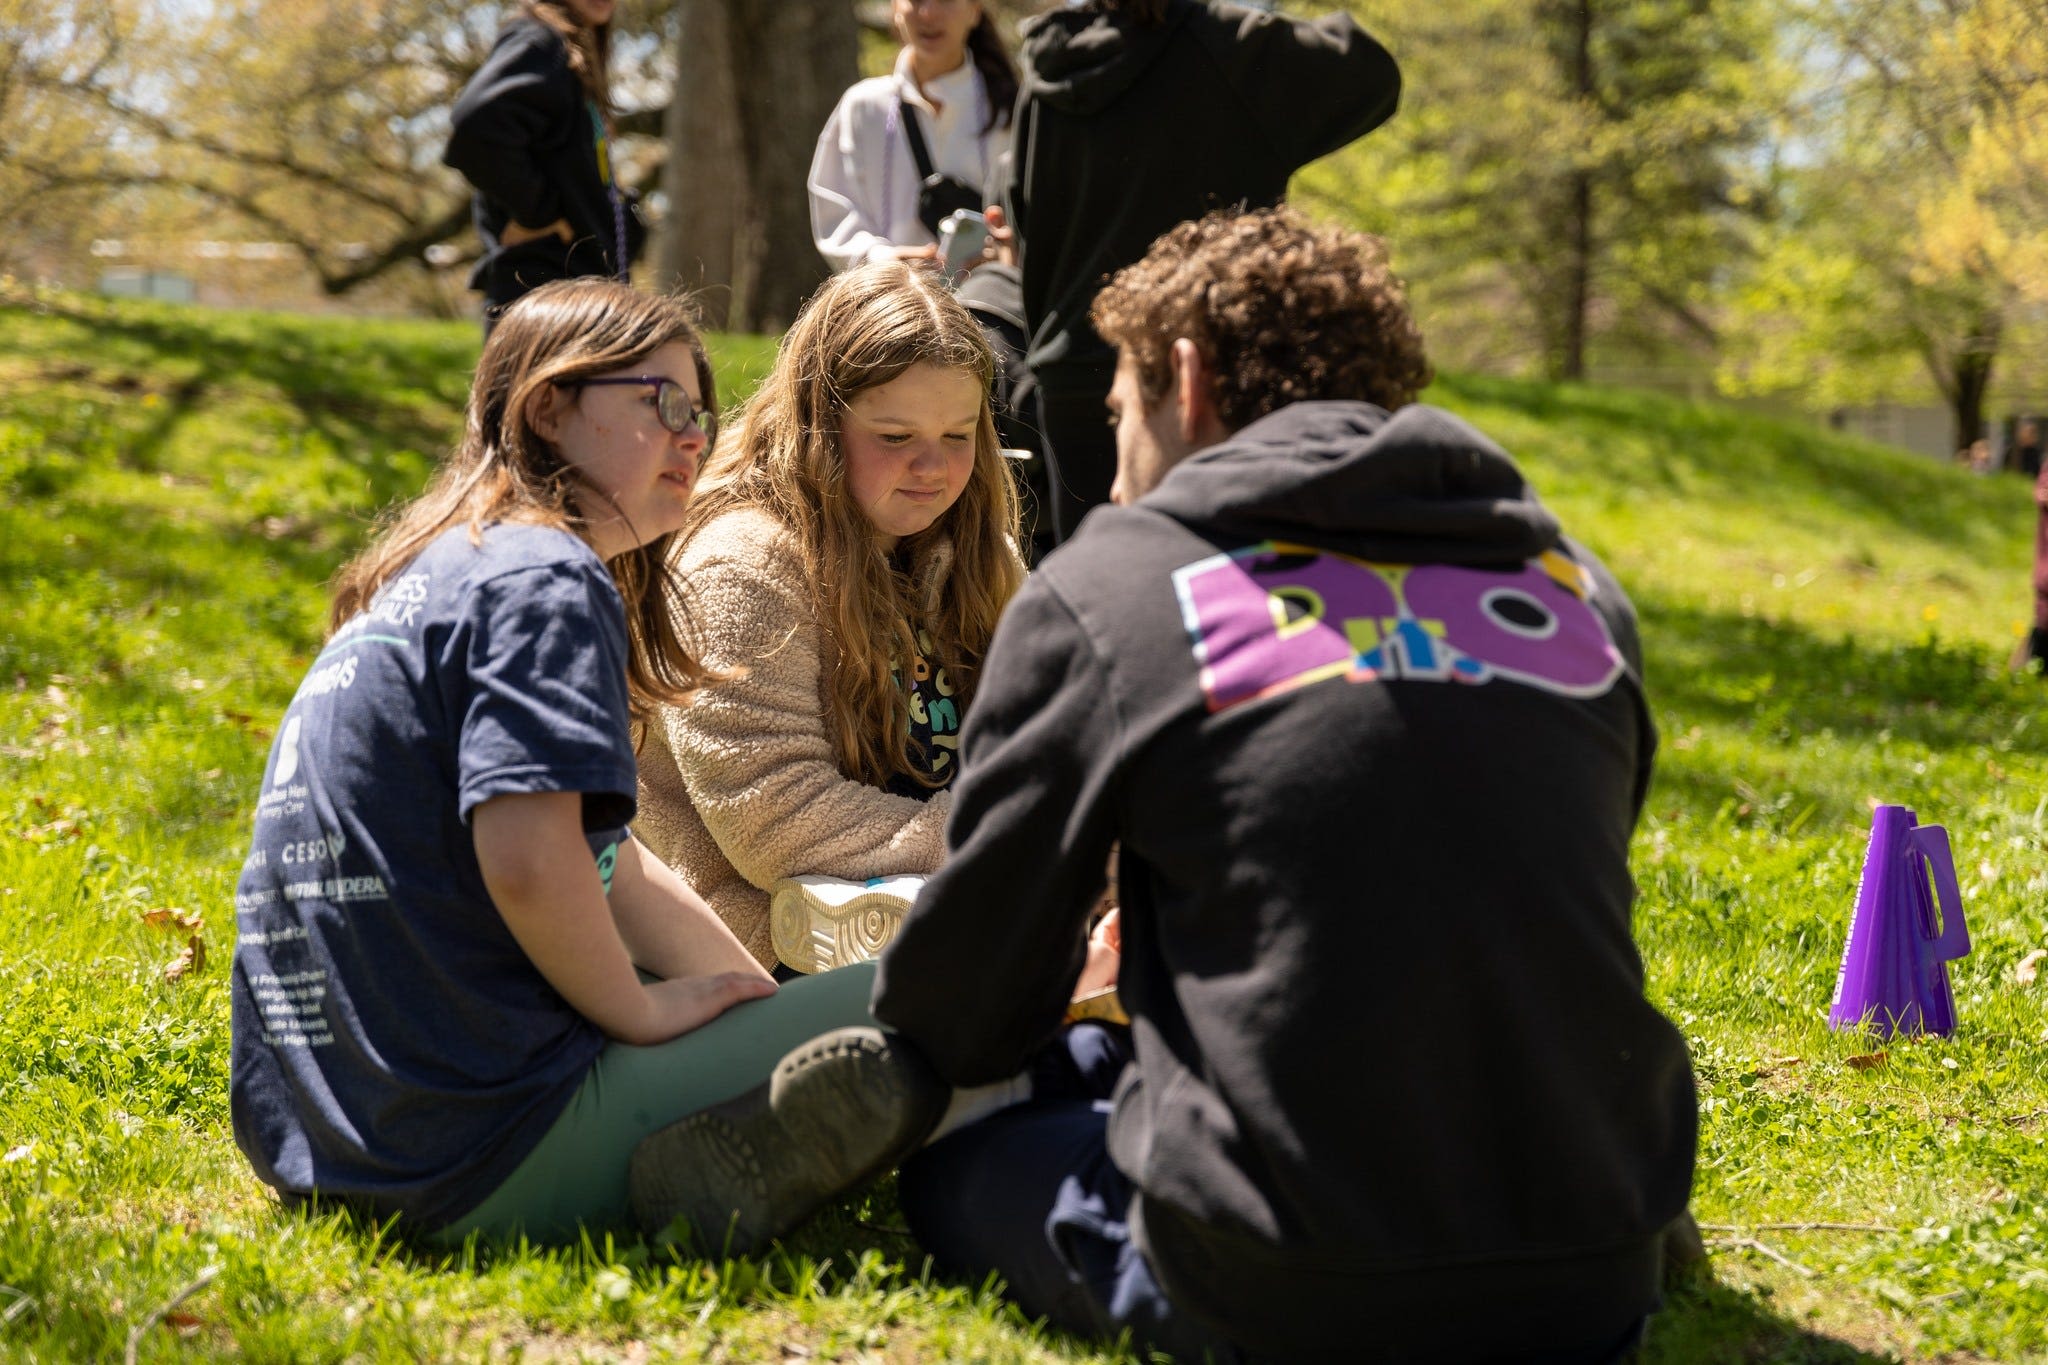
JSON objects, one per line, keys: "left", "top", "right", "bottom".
{"left": 1197, "top": 6, "right": 1401, "bottom": 170}
{"left": 444, "top": 21, "right": 576, "bottom": 231}
{"left": 872, "top": 577, "right": 1124, "bottom": 1086}
{"left": 1576, "top": 541, "right": 1658, "bottom": 822}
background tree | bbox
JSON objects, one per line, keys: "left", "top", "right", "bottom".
{"left": 655, "top": 0, "right": 858, "bottom": 332}
{"left": 8, "top": 0, "right": 679, "bottom": 309}
{"left": 0, "top": 0, "right": 161, "bottom": 276}
{"left": 1300, "top": 0, "right": 1780, "bottom": 381}
{"left": 1719, "top": 0, "right": 2048, "bottom": 452}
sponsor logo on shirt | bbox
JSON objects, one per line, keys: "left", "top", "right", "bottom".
{"left": 247, "top": 969, "right": 334, "bottom": 1049}
{"left": 272, "top": 715, "right": 303, "bottom": 787}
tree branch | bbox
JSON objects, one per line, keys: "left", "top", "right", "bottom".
{"left": 319, "top": 197, "right": 475, "bottom": 294}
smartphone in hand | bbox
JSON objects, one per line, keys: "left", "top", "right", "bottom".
{"left": 938, "top": 210, "right": 990, "bottom": 282}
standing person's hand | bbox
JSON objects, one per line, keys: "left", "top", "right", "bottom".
{"left": 502, "top": 217, "right": 574, "bottom": 247}
{"left": 982, "top": 204, "right": 1017, "bottom": 267}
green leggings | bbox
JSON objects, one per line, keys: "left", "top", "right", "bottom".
{"left": 436, "top": 962, "right": 878, "bottom": 1244}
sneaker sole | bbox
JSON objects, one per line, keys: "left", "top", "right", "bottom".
{"left": 628, "top": 1026, "right": 946, "bottom": 1254}
{"left": 769, "top": 884, "right": 910, "bottom": 974}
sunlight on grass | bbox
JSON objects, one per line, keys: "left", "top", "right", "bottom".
{"left": 3, "top": 290, "right": 2045, "bottom": 1362}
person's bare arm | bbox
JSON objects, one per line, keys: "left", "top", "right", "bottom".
{"left": 474, "top": 792, "right": 774, "bottom": 1045}
{"left": 1073, "top": 906, "right": 1121, "bottom": 997}
{"left": 608, "top": 833, "right": 771, "bottom": 982}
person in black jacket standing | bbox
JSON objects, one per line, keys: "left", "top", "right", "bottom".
{"left": 445, "top": 0, "right": 645, "bottom": 331}
{"left": 1006, "top": 0, "right": 1400, "bottom": 543}
{"left": 632, "top": 208, "right": 1698, "bottom": 1363}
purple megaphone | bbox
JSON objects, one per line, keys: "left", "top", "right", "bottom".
{"left": 1828, "top": 804, "right": 1972, "bottom": 1037}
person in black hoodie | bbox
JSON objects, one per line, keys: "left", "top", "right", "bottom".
{"left": 1007, "top": 0, "right": 1400, "bottom": 545}
{"left": 445, "top": 0, "right": 645, "bottom": 331}
{"left": 632, "top": 208, "right": 1698, "bottom": 1363}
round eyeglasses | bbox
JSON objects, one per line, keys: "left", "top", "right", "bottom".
{"left": 561, "top": 376, "right": 718, "bottom": 451}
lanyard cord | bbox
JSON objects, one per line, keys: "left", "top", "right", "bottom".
{"left": 883, "top": 70, "right": 990, "bottom": 230}
{"left": 588, "top": 98, "right": 629, "bottom": 282}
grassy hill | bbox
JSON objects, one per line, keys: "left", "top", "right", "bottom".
{"left": 2, "top": 285, "right": 2044, "bottom": 1363}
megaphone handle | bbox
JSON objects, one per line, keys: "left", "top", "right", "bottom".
{"left": 1910, "top": 823, "right": 1972, "bottom": 960}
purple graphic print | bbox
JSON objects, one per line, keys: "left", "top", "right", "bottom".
{"left": 1172, "top": 542, "right": 1625, "bottom": 713}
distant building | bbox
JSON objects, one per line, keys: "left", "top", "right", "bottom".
{"left": 98, "top": 268, "right": 197, "bottom": 304}
{"left": 1827, "top": 404, "right": 1956, "bottom": 464}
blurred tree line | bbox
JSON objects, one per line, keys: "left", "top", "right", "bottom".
{"left": 6, "top": 0, "right": 2048, "bottom": 448}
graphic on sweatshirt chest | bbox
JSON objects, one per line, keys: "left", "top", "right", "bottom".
{"left": 1172, "top": 541, "right": 1625, "bottom": 713}
{"left": 897, "top": 625, "right": 959, "bottom": 786}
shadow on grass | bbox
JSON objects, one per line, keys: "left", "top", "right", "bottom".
{"left": 291, "top": 1194, "right": 1904, "bottom": 1363}
{"left": 1634, "top": 590, "right": 2035, "bottom": 826}
{"left": 1644, "top": 1278, "right": 1892, "bottom": 1364}
{"left": 395, "top": 1203, "right": 1900, "bottom": 1365}
{"left": 28, "top": 300, "right": 468, "bottom": 506}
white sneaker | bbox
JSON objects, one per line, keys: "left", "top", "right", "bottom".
{"left": 768, "top": 874, "right": 924, "bottom": 973}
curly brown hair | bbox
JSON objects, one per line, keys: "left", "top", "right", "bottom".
{"left": 1090, "top": 206, "right": 1433, "bottom": 432}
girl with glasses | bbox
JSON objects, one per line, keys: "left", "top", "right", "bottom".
{"left": 635, "top": 262, "right": 1026, "bottom": 974}
{"left": 229, "top": 279, "right": 882, "bottom": 1243}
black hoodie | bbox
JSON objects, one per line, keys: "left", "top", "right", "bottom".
{"left": 873, "top": 402, "right": 1698, "bottom": 1360}
{"left": 444, "top": 18, "right": 644, "bottom": 304}
{"left": 1009, "top": 1, "right": 1400, "bottom": 382}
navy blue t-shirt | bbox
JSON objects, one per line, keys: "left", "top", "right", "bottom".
{"left": 229, "top": 523, "right": 635, "bottom": 1228}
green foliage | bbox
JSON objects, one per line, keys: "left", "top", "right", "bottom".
{"left": 1715, "top": 0, "right": 2048, "bottom": 453}
{"left": 3, "top": 291, "right": 2047, "bottom": 1360}
{"left": 1297, "top": 0, "right": 1784, "bottom": 379}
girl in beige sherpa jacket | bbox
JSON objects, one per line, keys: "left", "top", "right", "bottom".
{"left": 636, "top": 264, "right": 1026, "bottom": 969}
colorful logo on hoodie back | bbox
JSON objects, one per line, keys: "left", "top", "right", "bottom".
{"left": 1172, "top": 541, "right": 1625, "bottom": 713}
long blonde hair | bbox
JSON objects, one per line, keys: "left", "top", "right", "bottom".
{"left": 330, "top": 278, "right": 717, "bottom": 719}
{"left": 677, "top": 264, "right": 1024, "bottom": 789}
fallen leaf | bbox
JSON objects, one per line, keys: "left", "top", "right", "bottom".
{"left": 165, "top": 1310, "right": 205, "bottom": 1337}
{"left": 163, "top": 936, "right": 206, "bottom": 982}
{"left": 143, "top": 907, "right": 203, "bottom": 934}
{"left": 1845, "top": 1052, "right": 1889, "bottom": 1071}
{"left": 2016, "top": 949, "right": 2047, "bottom": 987}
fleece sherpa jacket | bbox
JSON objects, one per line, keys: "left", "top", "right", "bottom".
{"left": 634, "top": 506, "right": 956, "bottom": 969}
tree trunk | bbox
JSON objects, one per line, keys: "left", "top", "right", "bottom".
{"left": 1947, "top": 308, "right": 2001, "bottom": 456}
{"left": 1557, "top": 0, "right": 1595, "bottom": 382}
{"left": 656, "top": 0, "right": 742, "bottom": 328}
{"left": 721, "top": 0, "right": 857, "bottom": 332}
{"left": 1560, "top": 168, "right": 1592, "bottom": 382}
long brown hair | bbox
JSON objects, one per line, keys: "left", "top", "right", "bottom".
{"left": 525, "top": 0, "right": 612, "bottom": 115}
{"left": 966, "top": 15, "right": 1017, "bottom": 133}
{"left": 676, "top": 264, "right": 1024, "bottom": 790}
{"left": 330, "top": 278, "right": 717, "bottom": 719}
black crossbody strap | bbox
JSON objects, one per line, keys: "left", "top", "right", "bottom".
{"left": 898, "top": 97, "right": 938, "bottom": 180}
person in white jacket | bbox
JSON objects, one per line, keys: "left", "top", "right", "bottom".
{"left": 809, "top": 0, "right": 1017, "bottom": 271}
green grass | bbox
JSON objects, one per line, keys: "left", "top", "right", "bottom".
{"left": 2, "top": 285, "right": 2044, "bottom": 1362}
